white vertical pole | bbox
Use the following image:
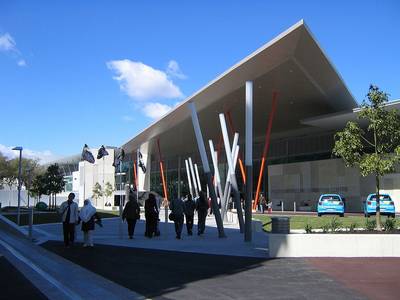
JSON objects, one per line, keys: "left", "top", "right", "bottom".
{"left": 194, "top": 164, "right": 202, "bottom": 192}
{"left": 185, "top": 159, "right": 193, "bottom": 197}
{"left": 188, "top": 157, "right": 199, "bottom": 198}
{"left": 188, "top": 102, "right": 225, "bottom": 238}
{"left": 136, "top": 148, "right": 139, "bottom": 203}
{"left": 245, "top": 80, "right": 253, "bottom": 242}
{"left": 209, "top": 140, "right": 224, "bottom": 204}
{"left": 219, "top": 114, "right": 244, "bottom": 232}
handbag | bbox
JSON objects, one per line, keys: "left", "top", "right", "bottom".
{"left": 168, "top": 212, "right": 175, "bottom": 221}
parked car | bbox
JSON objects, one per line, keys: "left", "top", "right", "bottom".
{"left": 317, "top": 194, "right": 345, "bottom": 217}
{"left": 363, "top": 193, "right": 395, "bottom": 218}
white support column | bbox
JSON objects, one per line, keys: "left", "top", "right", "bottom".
{"left": 188, "top": 102, "right": 225, "bottom": 238}
{"left": 209, "top": 140, "right": 224, "bottom": 207}
{"left": 219, "top": 114, "right": 244, "bottom": 232}
{"left": 185, "top": 159, "right": 193, "bottom": 197}
{"left": 188, "top": 157, "right": 199, "bottom": 198}
{"left": 245, "top": 80, "right": 253, "bottom": 242}
{"left": 194, "top": 163, "right": 202, "bottom": 192}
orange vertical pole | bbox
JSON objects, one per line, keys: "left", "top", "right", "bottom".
{"left": 253, "top": 92, "right": 278, "bottom": 210}
{"left": 133, "top": 160, "right": 138, "bottom": 189}
{"left": 226, "top": 111, "right": 246, "bottom": 184}
{"left": 157, "top": 139, "right": 168, "bottom": 201}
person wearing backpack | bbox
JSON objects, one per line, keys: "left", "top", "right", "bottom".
{"left": 184, "top": 194, "right": 196, "bottom": 236}
{"left": 196, "top": 191, "right": 209, "bottom": 235}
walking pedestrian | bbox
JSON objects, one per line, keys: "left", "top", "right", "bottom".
{"left": 184, "top": 194, "right": 196, "bottom": 235}
{"left": 196, "top": 191, "right": 209, "bottom": 235}
{"left": 122, "top": 193, "right": 141, "bottom": 239}
{"left": 169, "top": 197, "right": 184, "bottom": 239}
{"left": 59, "top": 193, "right": 79, "bottom": 247}
{"left": 144, "top": 193, "right": 158, "bottom": 238}
{"left": 260, "top": 193, "right": 266, "bottom": 214}
{"left": 79, "top": 199, "right": 102, "bottom": 247}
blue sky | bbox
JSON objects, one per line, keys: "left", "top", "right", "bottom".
{"left": 0, "top": 0, "right": 399, "bottom": 162}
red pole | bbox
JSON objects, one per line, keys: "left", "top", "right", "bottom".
{"left": 157, "top": 139, "right": 168, "bottom": 201}
{"left": 253, "top": 91, "right": 278, "bottom": 210}
{"left": 133, "top": 160, "right": 138, "bottom": 189}
{"left": 226, "top": 111, "right": 246, "bottom": 184}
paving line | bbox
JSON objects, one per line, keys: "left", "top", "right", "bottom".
{"left": 0, "top": 237, "right": 82, "bottom": 300}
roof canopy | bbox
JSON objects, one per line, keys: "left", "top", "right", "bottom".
{"left": 123, "top": 20, "right": 356, "bottom": 158}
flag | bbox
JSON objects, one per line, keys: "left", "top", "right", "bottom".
{"left": 81, "top": 144, "right": 95, "bottom": 164}
{"left": 97, "top": 145, "right": 109, "bottom": 159}
{"left": 138, "top": 151, "right": 146, "bottom": 173}
{"left": 112, "top": 148, "right": 125, "bottom": 168}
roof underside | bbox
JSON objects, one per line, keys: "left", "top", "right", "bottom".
{"left": 123, "top": 20, "right": 356, "bottom": 158}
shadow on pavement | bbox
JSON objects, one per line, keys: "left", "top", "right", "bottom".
{"left": 42, "top": 241, "right": 266, "bottom": 298}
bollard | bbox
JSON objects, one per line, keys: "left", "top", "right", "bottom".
{"left": 281, "top": 201, "right": 284, "bottom": 212}
{"left": 28, "top": 206, "right": 33, "bottom": 240}
{"left": 294, "top": 202, "right": 296, "bottom": 212}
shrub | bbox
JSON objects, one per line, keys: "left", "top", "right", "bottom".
{"left": 305, "top": 223, "right": 313, "bottom": 234}
{"left": 365, "top": 219, "right": 376, "bottom": 231}
{"left": 35, "top": 201, "right": 48, "bottom": 211}
{"left": 322, "top": 223, "right": 330, "bottom": 233}
{"left": 383, "top": 218, "right": 397, "bottom": 232}
{"left": 348, "top": 222, "right": 358, "bottom": 232}
{"left": 330, "top": 217, "right": 342, "bottom": 232}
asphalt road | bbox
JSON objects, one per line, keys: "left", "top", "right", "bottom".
{"left": 43, "top": 241, "right": 365, "bottom": 300}
{"left": 0, "top": 255, "right": 47, "bottom": 300}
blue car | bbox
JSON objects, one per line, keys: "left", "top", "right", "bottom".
{"left": 317, "top": 194, "right": 345, "bottom": 217}
{"left": 363, "top": 193, "right": 395, "bottom": 218}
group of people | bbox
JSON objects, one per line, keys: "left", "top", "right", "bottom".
{"left": 169, "top": 191, "right": 209, "bottom": 239}
{"left": 59, "top": 190, "right": 212, "bottom": 247}
{"left": 59, "top": 192, "right": 102, "bottom": 248}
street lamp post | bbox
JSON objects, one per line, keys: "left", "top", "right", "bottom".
{"left": 12, "top": 146, "right": 23, "bottom": 226}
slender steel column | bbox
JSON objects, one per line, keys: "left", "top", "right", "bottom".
{"left": 209, "top": 140, "right": 224, "bottom": 210}
{"left": 245, "top": 81, "right": 253, "bottom": 242}
{"left": 219, "top": 114, "right": 244, "bottom": 232}
{"left": 188, "top": 102, "right": 225, "bottom": 238}
{"left": 177, "top": 156, "right": 181, "bottom": 199}
{"left": 188, "top": 157, "right": 199, "bottom": 197}
{"left": 185, "top": 159, "right": 193, "bottom": 197}
{"left": 194, "top": 163, "right": 202, "bottom": 192}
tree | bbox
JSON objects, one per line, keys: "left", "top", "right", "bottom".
{"left": 333, "top": 85, "right": 400, "bottom": 229}
{"left": 104, "top": 181, "right": 114, "bottom": 206}
{"left": 92, "top": 182, "right": 103, "bottom": 207}
{"left": 44, "top": 164, "right": 65, "bottom": 210}
{"left": 30, "top": 174, "right": 47, "bottom": 205}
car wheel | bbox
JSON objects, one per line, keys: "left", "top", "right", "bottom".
{"left": 365, "top": 213, "right": 370, "bottom": 218}
{"left": 317, "top": 213, "right": 321, "bottom": 217}
{"left": 391, "top": 214, "right": 396, "bottom": 219}
{"left": 340, "top": 213, "right": 344, "bottom": 217}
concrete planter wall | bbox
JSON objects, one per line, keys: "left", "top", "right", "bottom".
{"left": 269, "top": 233, "right": 400, "bottom": 257}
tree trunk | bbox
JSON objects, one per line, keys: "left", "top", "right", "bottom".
{"left": 54, "top": 194, "right": 57, "bottom": 209}
{"left": 376, "top": 175, "right": 382, "bottom": 231}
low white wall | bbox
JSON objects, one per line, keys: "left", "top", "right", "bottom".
{"left": 269, "top": 233, "right": 400, "bottom": 257}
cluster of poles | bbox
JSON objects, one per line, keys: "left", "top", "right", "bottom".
{"left": 152, "top": 81, "right": 279, "bottom": 242}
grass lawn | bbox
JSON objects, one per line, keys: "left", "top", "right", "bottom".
{"left": 2, "top": 209, "right": 120, "bottom": 226}
{"left": 253, "top": 214, "right": 395, "bottom": 231}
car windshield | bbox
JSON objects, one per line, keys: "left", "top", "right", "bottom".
{"left": 321, "top": 195, "right": 341, "bottom": 202}
{"left": 370, "top": 195, "right": 391, "bottom": 201}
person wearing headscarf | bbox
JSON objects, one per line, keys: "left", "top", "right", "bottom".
{"left": 122, "top": 192, "right": 141, "bottom": 239}
{"left": 79, "top": 199, "right": 101, "bottom": 247}
{"left": 184, "top": 194, "right": 196, "bottom": 236}
{"left": 144, "top": 193, "right": 158, "bottom": 238}
{"left": 196, "top": 191, "right": 209, "bottom": 235}
{"left": 169, "top": 197, "right": 185, "bottom": 239}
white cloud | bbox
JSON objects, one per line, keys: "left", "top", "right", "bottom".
{"left": 0, "top": 33, "right": 16, "bottom": 52}
{"left": 17, "top": 59, "right": 26, "bottom": 67}
{"left": 122, "top": 115, "right": 134, "bottom": 122}
{"left": 166, "top": 60, "right": 187, "bottom": 79}
{"left": 0, "top": 144, "right": 59, "bottom": 164}
{"left": 107, "top": 59, "right": 183, "bottom": 101}
{"left": 142, "top": 102, "right": 173, "bottom": 119}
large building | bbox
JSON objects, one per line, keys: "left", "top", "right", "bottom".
{"left": 2, "top": 21, "right": 398, "bottom": 213}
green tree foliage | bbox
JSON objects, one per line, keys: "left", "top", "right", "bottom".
{"left": 104, "top": 182, "right": 114, "bottom": 198}
{"left": 44, "top": 164, "right": 65, "bottom": 210}
{"left": 333, "top": 85, "right": 400, "bottom": 229}
{"left": 92, "top": 182, "right": 103, "bottom": 206}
